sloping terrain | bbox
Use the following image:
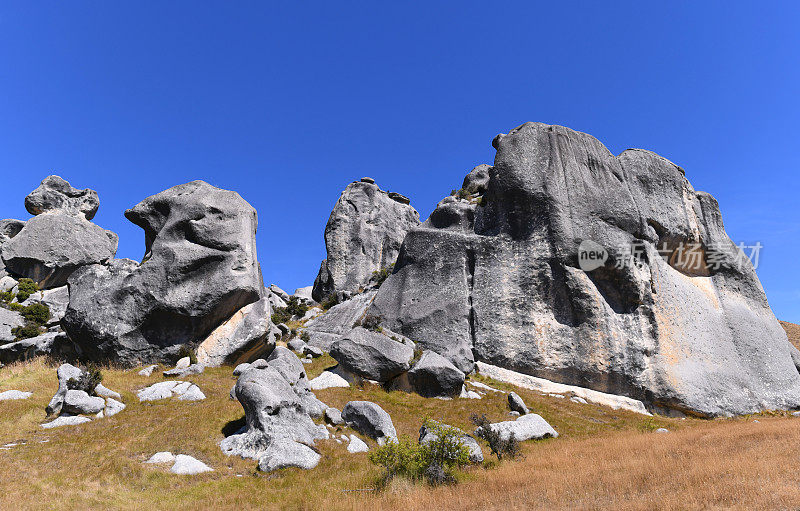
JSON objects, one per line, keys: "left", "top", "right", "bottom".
{"left": 1, "top": 351, "right": 800, "bottom": 510}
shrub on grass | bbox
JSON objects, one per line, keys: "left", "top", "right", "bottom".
{"left": 471, "top": 414, "right": 521, "bottom": 461}
{"left": 15, "top": 278, "right": 38, "bottom": 302}
{"left": 271, "top": 297, "right": 309, "bottom": 325}
{"left": 369, "top": 421, "right": 471, "bottom": 488}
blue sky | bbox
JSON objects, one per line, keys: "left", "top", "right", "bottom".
{"left": 1, "top": 2, "right": 799, "bottom": 322}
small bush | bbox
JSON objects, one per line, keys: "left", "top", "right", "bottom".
{"left": 371, "top": 264, "right": 395, "bottom": 287}
{"left": 177, "top": 344, "right": 198, "bottom": 365}
{"left": 15, "top": 278, "right": 38, "bottom": 302}
{"left": 7, "top": 302, "right": 24, "bottom": 312}
{"left": 300, "top": 331, "right": 310, "bottom": 342}
{"left": 271, "top": 297, "right": 309, "bottom": 325}
{"left": 321, "top": 294, "right": 340, "bottom": 311}
{"left": 451, "top": 188, "right": 471, "bottom": 200}
{"left": 471, "top": 414, "right": 521, "bottom": 461}
{"left": 11, "top": 322, "right": 42, "bottom": 340}
{"left": 0, "top": 291, "right": 13, "bottom": 303}
{"left": 369, "top": 421, "right": 471, "bottom": 488}
{"left": 66, "top": 365, "right": 104, "bottom": 396}
{"left": 20, "top": 303, "right": 50, "bottom": 325}
{"left": 357, "top": 314, "right": 383, "bottom": 332}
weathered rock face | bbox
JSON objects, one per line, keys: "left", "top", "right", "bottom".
{"left": 220, "top": 347, "right": 328, "bottom": 472}
{"left": 24, "top": 175, "right": 100, "bottom": 220}
{"left": 302, "top": 290, "right": 377, "bottom": 350}
{"left": 2, "top": 176, "right": 117, "bottom": 289}
{"left": 312, "top": 180, "right": 420, "bottom": 302}
{"left": 369, "top": 122, "right": 800, "bottom": 417}
{"left": 330, "top": 327, "right": 414, "bottom": 382}
{"left": 62, "top": 180, "right": 263, "bottom": 364}
{"left": 196, "top": 297, "right": 275, "bottom": 366}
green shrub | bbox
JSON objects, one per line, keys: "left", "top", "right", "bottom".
{"left": 177, "top": 344, "right": 198, "bottom": 365}
{"left": 11, "top": 322, "right": 43, "bottom": 340}
{"left": 20, "top": 303, "right": 50, "bottom": 325}
{"left": 0, "top": 291, "right": 13, "bottom": 303}
{"left": 15, "top": 278, "right": 38, "bottom": 302}
{"left": 369, "top": 421, "right": 471, "bottom": 488}
{"left": 471, "top": 414, "right": 521, "bottom": 461}
{"left": 66, "top": 365, "right": 103, "bottom": 396}
{"left": 450, "top": 188, "right": 471, "bottom": 200}
{"left": 300, "top": 331, "right": 310, "bottom": 343}
{"left": 321, "top": 294, "right": 340, "bottom": 311}
{"left": 357, "top": 314, "right": 383, "bottom": 332}
{"left": 371, "top": 264, "right": 395, "bottom": 287}
{"left": 7, "top": 302, "right": 24, "bottom": 312}
{"left": 271, "top": 297, "right": 309, "bottom": 325}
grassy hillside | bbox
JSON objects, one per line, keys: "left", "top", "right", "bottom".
{"left": 1, "top": 333, "right": 800, "bottom": 509}
{"left": 782, "top": 321, "right": 800, "bottom": 351}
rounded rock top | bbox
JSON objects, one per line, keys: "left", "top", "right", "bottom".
{"left": 360, "top": 177, "right": 375, "bottom": 184}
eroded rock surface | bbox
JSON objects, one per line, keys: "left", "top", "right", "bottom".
{"left": 63, "top": 180, "right": 263, "bottom": 364}
{"left": 369, "top": 122, "right": 800, "bottom": 417}
{"left": 312, "top": 180, "right": 419, "bottom": 301}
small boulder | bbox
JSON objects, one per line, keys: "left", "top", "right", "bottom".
{"left": 407, "top": 350, "right": 465, "bottom": 398}
{"left": 45, "top": 363, "right": 84, "bottom": 416}
{"left": 341, "top": 401, "right": 397, "bottom": 445}
{"left": 483, "top": 414, "right": 558, "bottom": 442}
{"left": 310, "top": 370, "right": 350, "bottom": 390}
{"left": 41, "top": 415, "right": 92, "bottom": 429}
{"left": 63, "top": 389, "right": 105, "bottom": 415}
{"left": 508, "top": 392, "right": 529, "bottom": 415}
{"left": 0, "top": 390, "right": 32, "bottom": 400}
{"left": 104, "top": 398, "right": 126, "bottom": 417}
{"left": 145, "top": 451, "right": 176, "bottom": 464}
{"left": 170, "top": 454, "right": 213, "bottom": 475}
{"left": 330, "top": 327, "right": 413, "bottom": 382}
{"left": 324, "top": 407, "right": 344, "bottom": 426}
{"left": 138, "top": 365, "right": 157, "bottom": 377}
{"left": 257, "top": 441, "right": 321, "bottom": 472}
{"left": 347, "top": 435, "right": 369, "bottom": 453}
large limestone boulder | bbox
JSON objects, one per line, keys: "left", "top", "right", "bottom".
{"left": 1, "top": 176, "right": 117, "bottom": 288}
{"left": 196, "top": 297, "right": 275, "bottom": 366}
{"left": 302, "top": 290, "right": 377, "bottom": 350}
{"left": 369, "top": 122, "right": 800, "bottom": 417}
{"left": 62, "top": 180, "right": 264, "bottom": 364}
{"left": 312, "top": 180, "right": 420, "bottom": 302}
{"left": 220, "top": 348, "right": 328, "bottom": 472}
{"left": 330, "top": 327, "right": 414, "bottom": 382}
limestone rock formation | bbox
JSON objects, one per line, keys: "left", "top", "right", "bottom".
{"left": 2, "top": 176, "right": 117, "bottom": 288}
{"left": 302, "top": 290, "right": 377, "bottom": 350}
{"left": 369, "top": 122, "right": 800, "bottom": 417}
{"left": 196, "top": 297, "right": 275, "bottom": 367}
{"left": 312, "top": 180, "right": 420, "bottom": 302}
{"left": 220, "top": 347, "right": 328, "bottom": 472}
{"left": 62, "top": 180, "right": 263, "bottom": 364}
{"left": 330, "top": 327, "right": 414, "bottom": 382}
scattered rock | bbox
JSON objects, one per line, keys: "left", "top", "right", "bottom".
{"left": 484, "top": 413, "right": 558, "bottom": 442}
{"left": 407, "top": 350, "right": 465, "bottom": 398}
{"left": 163, "top": 363, "right": 204, "bottom": 378}
{"left": 138, "top": 365, "right": 158, "bottom": 377}
{"left": 145, "top": 451, "right": 176, "bottom": 464}
{"left": 104, "top": 398, "right": 126, "bottom": 417}
{"left": 312, "top": 180, "right": 420, "bottom": 301}
{"left": 0, "top": 307, "right": 25, "bottom": 344}
{"left": 170, "top": 454, "right": 213, "bottom": 475}
{"left": 258, "top": 441, "right": 321, "bottom": 472}
{"left": 347, "top": 435, "right": 369, "bottom": 453}
{"left": 324, "top": 407, "right": 344, "bottom": 426}
{"left": 571, "top": 396, "right": 588, "bottom": 405}
{"left": 63, "top": 390, "right": 105, "bottom": 415}
{"left": 137, "top": 381, "right": 205, "bottom": 402}
{"left": 655, "top": 428, "right": 670, "bottom": 434}
{"left": 94, "top": 383, "right": 121, "bottom": 400}
{"left": 310, "top": 370, "right": 350, "bottom": 390}
{"left": 508, "top": 392, "right": 529, "bottom": 415}
{"left": 330, "top": 327, "right": 413, "bottom": 382}
{"left": 41, "top": 415, "right": 92, "bottom": 429}
{"left": 45, "top": 363, "right": 85, "bottom": 416}
{"left": 287, "top": 338, "right": 307, "bottom": 353}
{"left": 0, "top": 390, "right": 32, "bottom": 400}
{"left": 62, "top": 180, "right": 264, "bottom": 364}
{"left": 341, "top": 401, "right": 397, "bottom": 445}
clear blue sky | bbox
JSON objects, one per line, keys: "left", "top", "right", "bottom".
{"left": 1, "top": 2, "right": 799, "bottom": 322}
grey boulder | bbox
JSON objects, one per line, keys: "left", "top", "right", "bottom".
{"left": 62, "top": 180, "right": 264, "bottom": 364}
{"left": 24, "top": 175, "right": 100, "bottom": 220}
{"left": 63, "top": 389, "right": 105, "bottom": 415}
{"left": 0, "top": 307, "right": 24, "bottom": 344}
{"left": 508, "top": 392, "right": 528, "bottom": 415}
{"left": 257, "top": 441, "right": 321, "bottom": 472}
{"left": 170, "top": 454, "right": 213, "bottom": 474}
{"left": 407, "top": 350, "right": 465, "bottom": 398}
{"left": 45, "top": 363, "right": 85, "bottom": 416}
{"left": 196, "top": 296, "right": 275, "bottom": 367}
{"left": 0, "top": 332, "right": 74, "bottom": 364}
{"left": 302, "top": 290, "right": 377, "bottom": 350}
{"left": 341, "top": 401, "right": 397, "bottom": 445}
{"left": 324, "top": 407, "right": 344, "bottom": 426}
{"left": 483, "top": 413, "right": 558, "bottom": 442}
{"left": 330, "top": 327, "right": 414, "bottom": 382}
{"left": 312, "top": 180, "right": 420, "bottom": 302}
{"left": 369, "top": 122, "right": 800, "bottom": 417}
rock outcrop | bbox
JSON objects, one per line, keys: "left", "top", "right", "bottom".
{"left": 369, "top": 122, "right": 800, "bottom": 417}
{"left": 196, "top": 297, "right": 275, "bottom": 366}
{"left": 312, "top": 179, "right": 420, "bottom": 302}
{"left": 302, "top": 290, "right": 377, "bottom": 350}
{"left": 2, "top": 176, "right": 117, "bottom": 288}
{"left": 63, "top": 180, "right": 264, "bottom": 364}
{"left": 220, "top": 347, "right": 328, "bottom": 472}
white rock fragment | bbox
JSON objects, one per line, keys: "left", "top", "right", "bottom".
{"left": 310, "top": 370, "right": 350, "bottom": 390}
{"left": 347, "top": 435, "right": 369, "bottom": 453}
{"left": 146, "top": 451, "right": 176, "bottom": 464}
{"left": 138, "top": 364, "right": 158, "bottom": 377}
{"left": 0, "top": 390, "right": 32, "bottom": 400}
{"left": 41, "top": 415, "right": 92, "bottom": 429}
{"left": 170, "top": 454, "right": 213, "bottom": 474}
{"left": 105, "top": 398, "right": 126, "bottom": 416}
{"left": 137, "top": 381, "right": 205, "bottom": 402}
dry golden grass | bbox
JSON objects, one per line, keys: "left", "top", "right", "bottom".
{"left": 782, "top": 321, "right": 800, "bottom": 351}
{"left": 0, "top": 354, "right": 799, "bottom": 510}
